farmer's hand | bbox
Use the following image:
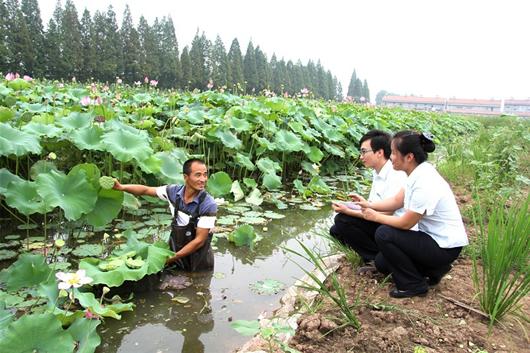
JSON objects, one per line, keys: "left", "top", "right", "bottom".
{"left": 112, "top": 179, "right": 123, "bottom": 191}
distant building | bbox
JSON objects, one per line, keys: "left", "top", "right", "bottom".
{"left": 381, "top": 95, "right": 530, "bottom": 117}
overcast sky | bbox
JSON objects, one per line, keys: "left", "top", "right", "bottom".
{"left": 38, "top": 0, "right": 529, "bottom": 101}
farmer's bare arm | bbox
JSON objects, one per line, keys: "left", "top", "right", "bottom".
{"left": 113, "top": 180, "right": 157, "bottom": 196}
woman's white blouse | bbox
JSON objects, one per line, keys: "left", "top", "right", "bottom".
{"left": 404, "top": 162, "right": 468, "bottom": 248}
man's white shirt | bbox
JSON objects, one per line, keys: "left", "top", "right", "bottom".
{"left": 368, "top": 160, "right": 408, "bottom": 217}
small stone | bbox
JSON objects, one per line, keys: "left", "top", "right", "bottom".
{"left": 391, "top": 326, "right": 408, "bottom": 337}
{"left": 458, "top": 319, "right": 467, "bottom": 325}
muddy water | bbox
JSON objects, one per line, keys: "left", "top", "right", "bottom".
{"left": 97, "top": 207, "right": 335, "bottom": 353}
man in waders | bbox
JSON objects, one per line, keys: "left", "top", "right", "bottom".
{"left": 113, "top": 158, "right": 217, "bottom": 271}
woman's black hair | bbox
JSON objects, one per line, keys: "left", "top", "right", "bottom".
{"left": 392, "top": 131, "right": 436, "bottom": 164}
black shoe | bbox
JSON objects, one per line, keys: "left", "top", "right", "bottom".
{"left": 425, "top": 264, "right": 453, "bottom": 287}
{"left": 389, "top": 287, "right": 428, "bottom": 299}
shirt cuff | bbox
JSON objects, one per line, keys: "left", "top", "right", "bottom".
{"left": 198, "top": 216, "right": 216, "bottom": 229}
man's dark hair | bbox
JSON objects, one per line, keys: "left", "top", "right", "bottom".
{"left": 359, "top": 130, "right": 392, "bottom": 159}
{"left": 183, "top": 158, "right": 206, "bottom": 175}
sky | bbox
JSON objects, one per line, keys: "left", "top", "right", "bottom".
{"left": 38, "top": 0, "right": 530, "bottom": 101}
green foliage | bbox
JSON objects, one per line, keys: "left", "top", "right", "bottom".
{"left": 0, "top": 253, "right": 53, "bottom": 291}
{"left": 228, "top": 224, "right": 257, "bottom": 248}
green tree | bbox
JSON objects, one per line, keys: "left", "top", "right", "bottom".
{"left": 157, "top": 16, "right": 179, "bottom": 88}
{"left": 79, "top": 8, "right": 96, "bottom": 81}
{"left": 347, "top": 70, "right": 357, "bottom": 98}
{"left": 20, "top": 0, "right": 45, "bottom": 76}
{"left": 60, "top": 0, "right": 83, "bottom": 79}
{"left": 120, "top": 4, "right": 141, "bottom": 83}
{"left": 210, "top": 35, "right": 229, "bottom": 88}
{"left": 93, "top": 6, "right": 120, "bottom": 82}
{"left": 43, "top": 2, "right": 62, "bottom": 78}
{"left": 189, "top": 31, "right": 210, "bottom": 90}
{"left": 227, "top": 38, "right": 243, "bottom": 92}
{"left": 0, "top": 1, "right": 11, "bottom": 72}
{"left": 137, "top": 16, "right": 160, "bottom": 80}
{"left": 375, "top": 90, "right": 389, "bottom": 105}
{"left": 243, "top": 41, "right": 257, "bottom": 93}
{"left": 254, "top": 45, "right": 270, "bottom": 92}
{"left": 180, "top": 46, "right": 192, "bottom": 89}
{"left": 362, "top": 79, "right": 370, "bottom": 102}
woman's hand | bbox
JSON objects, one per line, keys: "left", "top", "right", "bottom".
{"left": 349, "top": 193, "right": 370, "bottom": 208}
{"left": 331, "top": 202, "right": 349, "bottom": 214}
{"left": 362, "top": 208, "right": 379, "bottom": 222}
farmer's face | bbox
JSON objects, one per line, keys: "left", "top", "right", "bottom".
{"left": 184, "top": 162, "right": 208, "bottom": 192}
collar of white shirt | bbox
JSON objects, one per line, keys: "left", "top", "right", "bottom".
{"left": 372, "top": 159, "right": 393, "bottom": 181}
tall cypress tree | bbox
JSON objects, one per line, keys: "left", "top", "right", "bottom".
{"left": 20, "top": 0, "right": 45, "bottom": 76}
{"left": 347, "top": 70, "right": 357, "bottom": 97}
{"left": 0, "top": 1, "right": 11, "bottom": 72}
{"left": 93, "top": 6, "right": 120, "bottom": 82}
{"left": 43, "top": 2, "right": 62, "bottom": 78}
{"left": 79, "top": 8, "right": 96, "bottom": 81}
{"left": 60, "top": 0, "right": 82, "bottom": 79}
{"left": 362, "top": 79, "right": 370, "bottom": 101}
{"left": 120, "top": 5, "right": 141, "bottom": 83}
{"left": 189, "top": 31, "right": 210, "bottom": 90}
{"left": 137, "top": 16, "right": 160, "bottom": 80}
{"left": 254, "top": 45, "right": 270, "bottom": 92}
{"left": 10, "top": 9, "right": 33, "bottom": 74}
{"left": 180, "top": 46, "right": 192, "bottom": 89}
{"left": 269, "top": 53, "right": 280, "bottom": 93}
{"left": 158, "top": 16, "right": 179, "bottom": 88}
{"left": 243, "top": 41, "right": 257, "bottom": 93}
{"left": 210, "top": 35, "right": 229, "bottom": 88}
{"left": 227, "top": 38, "right": 243, "bottom": 92}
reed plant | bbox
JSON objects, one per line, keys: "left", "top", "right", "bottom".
{"left": 285, "top": 240, "right": 361, "bottom": 330}
{"left": 471, "top": 194, "right": 530, "bottom": 328}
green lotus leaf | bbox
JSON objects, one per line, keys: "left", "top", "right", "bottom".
{"left": 235, "top": 153, "right": 255, "bottom": 171}
{"left": 123, "top": 193, "right": 141, "bottom": 210}
{"left": 299, "top": 204, "right": 321, "bottom": 211}
{"left": 245, "top": 188, "right": 263, "bottom": 206}
{"left": 133, "top": 92, "right": 152, "bottom": 104}
{"left": 69, "top": 126, "right": 104, "bottom": 151}
{"left": 29, "top": 160, "right": 58, "bottom": 180}
{"left": 323, "top": 142, "right": 345, "bottom": 157}
{"left": 239, "top": 216, "right": 267, "bottom": 225}
{"left": 75, "top": 291, "right": 134, "bottom": 319}
{"left": 85, "top": 188, "right": 124, "bottom": 227}
{"left": 0, "top": 253, "right": 52, "bottom": 291}
{"left": 215, "top": 128, "right": 242, "bottom": 149}
{"left": 22, "top": 121, "right": 62, "bottom": 138}
{"left": 4, "top": 180, "right": 53, "bottom": 216}
{"left": 0, "top": 313, "right": 75, "bottom": 353}
{"left": 293, "top": 179, "right": 308, "bottom": 197}
{"left": 57, "top": 112, "right": 93, "bottom": 130}
{"left": 183, "top": 109, "right": 206, "bottom": 124}
{"left": 0, "top": 301, "right": 15, "bottom": 330}
{"left": 0, "top": 168, "right": 23, "bottom": 194}
{"left": 321, "top": 127, "right": 345, "bottom": 142}
{"left": 262, "top": 173, "right": 282, "bottom": 191}
{"left": 229, "top": 116, "right": 251, "bottom": 132}
{"left": 231, "top": 180, "right": 244, "bottom": 202}
{"left": 230, "top": 319, "right": 260, "bottom": 337}
{"left": 102, "top": 128, "right": 153, "bottom": 163}
{"left": 31, "top": 113, "right": 55, "bottom": 124}
{"left": 0, "top": 250, "right": 17, "bottom": 261}
{"left": 308, "top": 176, "right": 332, "bottom": 195}
{"left": 273, "top": 129, "right": 304, "bottom": 152}
{"left": 306, "top": 146, "right": 324, "bottom": 163}
{"left": 72, "top": 244, "right": 104, "bottom": 257}
{"left": 228, "top": 224, "right": 256, "bottom": 248}
{"left": 243, "top": 177, "right": 257, "bottom": 189}
{"left": 0, "top": 123, "right": 42, "bottom": 157}
{"left": 70, "top": 163, "right": 101, "bottom": 190}
{"left": 0, "top": 106, "right": 15, "bottom": 122}
{"left": 207, "top": 171, "right": 232, "bottom": 197}
{"left": 156, "top": 148, "right": 188, "bottom": 182}
{"left": 7, "top": 78, "right": 32, "bottom": 90}
{"left": 36, "top": 169, "right": 98, "bottom": 221}
{"left": 256, "top": 157, "right": 281, "bottom": 174}
{"left": 252, "top": 134, "right": 277, "bottom": 151}
{"left": 79, "top": 236, "right": 173, "bottom": 287}
{"left": 249, "top": 279, "right": 285, "bottom": 295}
{"left": 136, "top": 155, "right": 162, "bottom": 175}
{"left": 66, "top": 317, "right": 102, "bottom": 353}
{"left": 263, "top": 211, "right": 286, "bottom": 219}
{"left": 23, "top": 103, "right": 47, "bottom": 113}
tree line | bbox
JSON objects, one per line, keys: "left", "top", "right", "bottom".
{"left": 0, "top": 0, "right": 370, "bottom": 100}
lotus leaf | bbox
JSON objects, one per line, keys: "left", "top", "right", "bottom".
{"left": 0, "top": 253, "right": 52, "bottom": 291}
{"left": 0, "top": 250, "right": 17, "bottom": 261}
{"left": 214, "top": 128, "right": 242, "bottom": 149}
{"left": 207, "top": 171, "right": 232, "bottom": 197}
{"left": 262, "top": 173, "right": 282, "bottom": 191}
{"left": 239, "top": 216, "right": 267, "bottom": 225}
{"left": 29, "top": 160, "right": 58, "bottom": 180}
{"left": 69, "top": 126, "right": 104, "bottom": 151}
{"left": 36, "top": 169, "right": 98, "bottom": 221}
{"left": 57, "top": 112, "right": 93, "bottom": 130}
{"left": 133, "top": 92, "right": 152, "bottom": 103}
{"left": 66, "top": 317, "right": 101, "bottom": 353}
{"left": 301, "top": 161, "right": 320, "bottom": 176}
{"left": 123, "top": 192, "right": 141, "bottom": 210}
{"left": 102, "top": 128, "right": 153, "bottom": 162}
{"left": 172, "top": 296, "right": 190, "bottom": 304}
{"left": 184, "top": 109, "right": 206, "bottom": 124}
{"left": 244, "top": 211, "right": 264, "bottom": 218}
{"left": 7, "top": 77, "right": 32, "bottom": 90}
{"left": 217, "top": 216, "right": 236, "bottom": 225}
{"left": 323, "top": 142, "right": 345, "bottom": 157}
{"left": 136, "top": 155, "right": 162, "bottom": 174}
{"left": 249, "top": 279, "right": 285, "bottom": 295}
{"left": 228, "top": 224, "right": 256, "bottom": 248}
{"left": 299, "top": 204, "right": 321, "bottom": 211}
{"left": 263, "top": 211, "right": 285, "bottom": 219}
{"left": 99, "top": 176, "right": 115, "bottom": 189}
{"left": 306, "top": 146, "right": 324, "bottom": 163}
{"left": 0, "top": 313, "right": 75, "bottom": 353}
{"left": 308, "top": 176, "right": 331, "bottom": 194}
{"left": 4, "top": 234, "right": 21, "bottom": 240}
{"left": 72, "top": 244, "right": 104, "bottom": 257}
{"left": 0, "top": 240, "right": 19, "bottom": 249}
{"left": 229, "top": 116, "right": 251, "bottom": 132}
{"left": 0, "top": 106, "right": 14, "bottom": 122}
{"left": 243, "top": 177, "right": 257, "bottom": 189}
{"left": 0, "top": 168, "right": 23, "bottom": 195}
{"left": 245, "top": 188, "right": 263, "bottom": 206}
{"left": 156, "top": 151, "right": 184, "bottom": 184}
{"left": 230, "top": 180, "right": 244, "bottom": 201}
{"left": 75, "top": 290, "right": 134, "bottom": 319}
{"left": 230, "top": 319, "right": 260, "bottom": 336}
{"left": 0, "top": 123, "right": 42, "bottom": 157}
{"left": 256, "top": 157, "right": 281, "bottom": 174}
{"left": 4, "top": 180, "right": 53, "bottom": 215}
{"left": 21, "top": 123, "right": 61, "bottom": 139}
{"left": 235, "top": 153, "right": 256, "bottom": 171}
{"left": 321, "top": 127, "right": 345, "bottom": 142}
{"left": 273, "top": 129, "right": 304, "bottom": 152}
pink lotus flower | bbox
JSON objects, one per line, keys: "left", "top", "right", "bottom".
{"left": 150, "top": 80, "right": 158, "bottom": 87}
{"left": 5, "top": 72, "right": 16, "bottom": 81}
{"left": 90, "top": 83, "right": 97, "bottom": 93}
{"left": 94, "top": 96, "right": 102, "bottom": 105}
{"left": 80, "top": 96, "right": 92, "bottom": 106}
{"left": 144, "top": 76, "right": 149, "bottom": 83}
{"left": 23, "top": 75, "right": 33, "bottom": 81}
{"left": 134, "top": 81, "right": 141, "bottom": 86}
{"left": 207, "top": 80, "right": 214, "bottom": 90}
{"left": 116, "top": 77, "right": 122, "bottom": 84}
{"left": 72, "top": 76, "right": 76, "bottom": 82}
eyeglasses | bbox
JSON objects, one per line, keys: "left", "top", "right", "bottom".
{"left": 359, "top": 149, "right": 374, "bottom": 156}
